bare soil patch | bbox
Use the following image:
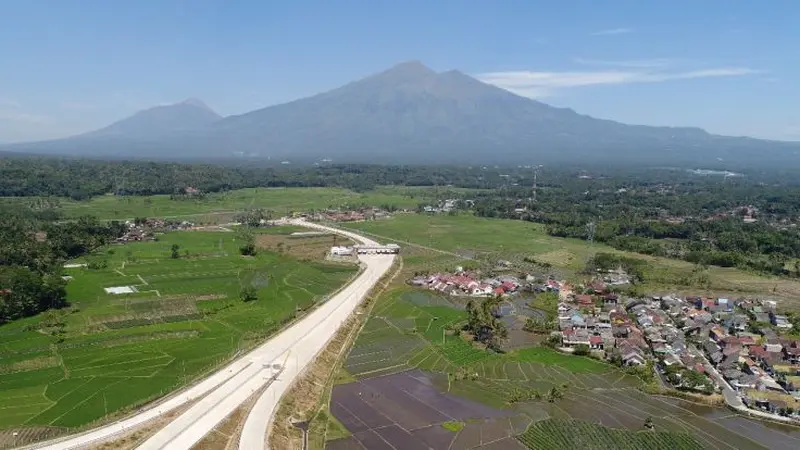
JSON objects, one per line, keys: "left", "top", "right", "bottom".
{"left": 326, "top": 370, "right": 518, "bottom": 450}
{"left": 256, "top": 234, "right": 355, "bottom": 262}
{"left": 0, "top": 426, "right": 68, "bottom": 450}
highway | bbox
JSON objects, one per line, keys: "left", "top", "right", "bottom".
{"left": 28, "top": 220, "right": 394, "bottom": 450}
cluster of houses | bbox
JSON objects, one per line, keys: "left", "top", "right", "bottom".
{"left": 410, "top": 270, "right": 522, "bottom": 297}
{"left": 554, "top": 282, "right": 651, "bottom": 368}
{"left": 115, "top": 218, "right": 195, "bottom": 243}
{"left": 695, "top": 298, "right": 800, "bottom": 416}
{"left": 311, "top": 208, "right": 393, "bottom": 222}
{"left": 557, "top": 287, "right": 800, "bottom": 417}
{"left": 552, "top": 282, "right": 796, "bottom": 407}
{"left": 421, "top": 199, "right": 471, "bottom": 214}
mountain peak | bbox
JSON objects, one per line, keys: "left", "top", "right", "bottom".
{"left": 178, "top": 98, "right": 215, "bottom": 113}
{"left": 371, "top": 60, "right": 436, "bottom": 81}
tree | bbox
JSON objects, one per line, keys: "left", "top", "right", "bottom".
{"left": 547, "top": 386, "right": 564, "bottom": 402}
{"left": 170, "top": 244, "right": 180, "bottom": 259}
{"left": 465, "top": 296, "right": 507, "bottom": 351}
{"left": 573, "top": 344, "right": 590, "bottom": 356}
{"left": 240, "top": 286, "right": 258, "bottom": 302}
{"left": 238, "top": 229, "right": 257, "bottom": 256}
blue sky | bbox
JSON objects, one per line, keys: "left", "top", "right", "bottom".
{"left": 1, "top": 0, "right": 798, "bottom": 142}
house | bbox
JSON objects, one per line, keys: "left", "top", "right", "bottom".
{"left": 754, "top": 312, "right": 771, "bottom": 324}
{"left": 500, "top": 281, "right": 518, "bottom": 293}
{"left": 622, "top": 350, "right": 646, "bottom": 366}
{"left": 562, "top": 329, "right": 590, "bottom": 347}
{"left": 571, "top": 313, "right": 587, "bottom": 329}
{"left": 471, "top": 284, "right": 493, "bottom": 296}
{"left": 735, "top": 374, "right": 760, "bottom": 390}
{"left": 589, "top": 335, "right": 604, "bottom": 350}
{"left": 722, "top": 368, "right": 744, "bottom": 381}
{"left": 576, "top": 294, "right": 594, "bottom": 307}
{"left": 709, "top": 326, "right": 728, "bottom": 342}
{"left": 612, "top": 326, "right": 630, "bottom": 338}
{"left": 757, "top": 376, "right": 786, "bottom": 393}
{"left": 590, "top": 281, "right": 608, "bottom": 294}
{"left": 738, "top": 335, "right": 757, "bottom": 347}
{"left": 662, "top": 353, "right": 682, "bottom": 367}
{"left": 772, "top": 314, "right": 793, "bottom": 330}
{"left": 603, "top": 293, "right": 619, "bottom": 305}
{"left": 557, "top": 303, "right": 573, "bottom": 319}
{"left": 783, "top": 342, "right": 800, "bottom": 364}
{"left": 765, "top": 342, "right": 784, "bottom": 353}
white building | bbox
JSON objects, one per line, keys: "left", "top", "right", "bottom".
{"left": 330, "top": 246, "right": 354, "bottom": 256}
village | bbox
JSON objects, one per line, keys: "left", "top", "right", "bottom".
{"left": 410, "top": 265, "right": 800, "bottom": 422}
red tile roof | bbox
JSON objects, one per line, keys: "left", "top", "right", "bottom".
{"left": 589, "top": 336, "right": 603, "bottom": 345}
{"left": 738, "top": 336, "right": 756, "bottom": 346}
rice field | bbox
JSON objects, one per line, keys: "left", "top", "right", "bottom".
{"left": 50, "top": 186, "right": 442, "bottom": 221}
{"left": 517, "top": 419, "right": 704, "bottom": 450}
{"left": 0, "top": 228, "right": 356, "bottom": 441}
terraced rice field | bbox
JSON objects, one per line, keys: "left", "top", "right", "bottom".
{"left": 0, "top": 229, "right": 356, "bottom": 444}
{"left": 517, "top": 419, "right": 704, "bottom": 450}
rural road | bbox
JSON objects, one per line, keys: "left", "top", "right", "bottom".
{"left": 696, "top": 343, "right": 799, "bottom": 424}
{"left": 27, "top": 219, "right": 395, "bottom": 450}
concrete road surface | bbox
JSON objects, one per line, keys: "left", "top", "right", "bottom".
{"left": 28, "top": 220, "right": 393, "bottom": 450}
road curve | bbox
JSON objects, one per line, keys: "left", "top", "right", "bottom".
{"left": 27, "top": 220, "right": 393, "bottom": 450}
{"left": 237, "top": 222, "right": 394, "bottom": 450}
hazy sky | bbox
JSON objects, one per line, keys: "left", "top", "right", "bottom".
{"left": 1, "top": 0, "right": 798, "bottom": 142}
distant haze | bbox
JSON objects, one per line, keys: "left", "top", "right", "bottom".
{"left": 4, "top": 61, "right": 800, "bottom": 169}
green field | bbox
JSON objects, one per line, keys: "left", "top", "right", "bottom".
{"left": 41, "top": 186, "right": 456, "bottom": 221}
{"left": 0, "top": 229, "right": 356, "bottom": 432}
{"left": 343, "top": 214, "right": 800, "bottom": 308}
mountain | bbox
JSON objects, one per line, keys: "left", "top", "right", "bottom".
{"left": 84, "top": 98, "right": 221, "bottom": 139}
{"left": 5, "top": 99, "right": 221, "bottom": 157}
{"left": 5, "top": 62, "right": 800, "bottom": 168}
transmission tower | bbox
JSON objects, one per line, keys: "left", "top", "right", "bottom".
{"left": 530, "top": 165, "right": 542, "bottom": 205}
{"left": 585, "top": 221, "right": 597, "bottom": 269}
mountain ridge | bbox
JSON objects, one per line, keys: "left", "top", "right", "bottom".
{"left": 3, "top": 61, "right": 798, "bottom": 168}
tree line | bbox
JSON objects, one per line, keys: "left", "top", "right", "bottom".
{"left": 0, "top": 205, "right": 125, "bottom": 324}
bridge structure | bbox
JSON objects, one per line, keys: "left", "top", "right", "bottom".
{"left": 352, "top": 243, "right": 400, "bottom": 254}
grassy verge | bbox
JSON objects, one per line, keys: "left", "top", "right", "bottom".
{"left": 272, "top": 256, "right": 403, "bottom": 450}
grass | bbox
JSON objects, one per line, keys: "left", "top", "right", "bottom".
{"left": 44, "top": 186, "right": 447, "bottom": 221}
{"left": 441, "top": 421, "right": 465, "bottom": 432}
{"left": 343, "top": 214, "right": 800, "bottom": 310}
{"left": 518, "top": 419, "right": 704, "bottom": 450}
{"left": 0, "top": 228, "right": 356, "bottom": 430}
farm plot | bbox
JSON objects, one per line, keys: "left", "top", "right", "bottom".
{"left": 517, "top": 419, "right": 703, "bottom": 450}
{"left": 326, "top": 370, "right": 522, "bottom": 450}
{"left": 0, "top": 229, "right": 356, "bottom": 437}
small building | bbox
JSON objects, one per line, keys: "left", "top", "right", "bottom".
{"left": 330, "top": 246, "right": 354, "bottom": 256}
